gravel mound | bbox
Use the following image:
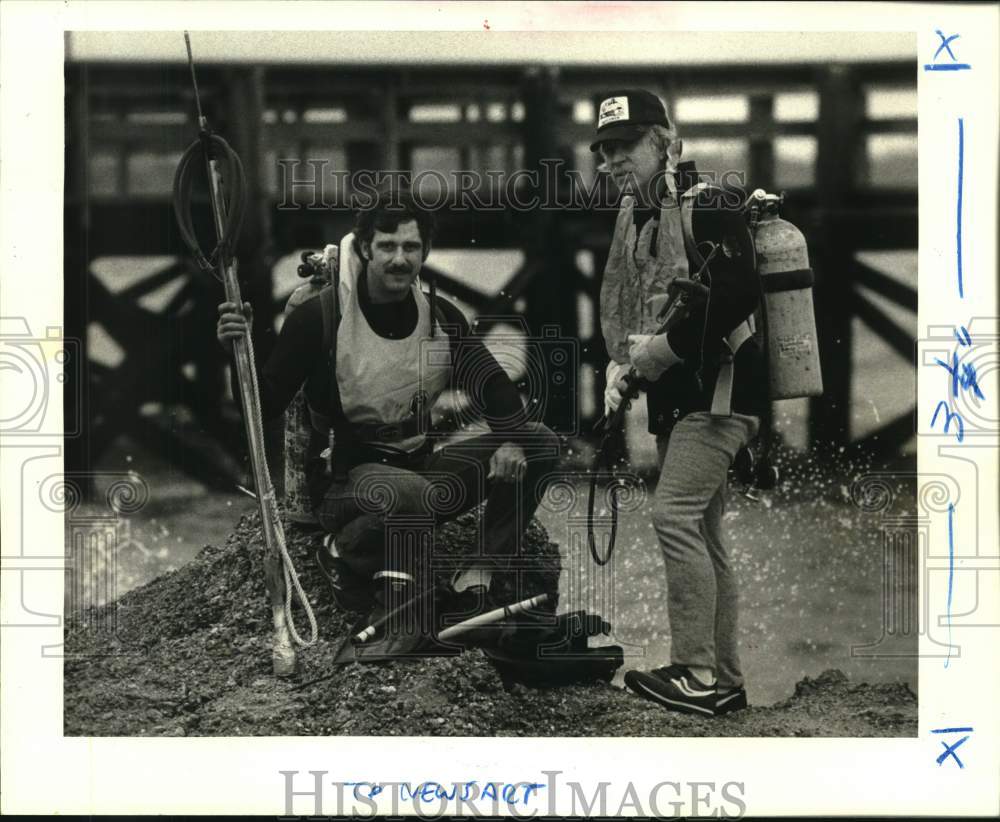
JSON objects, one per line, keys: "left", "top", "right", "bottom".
{"left": 64, "top": 510, "right": 915, "bottom": 737}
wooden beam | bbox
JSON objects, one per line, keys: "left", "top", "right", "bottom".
{"left": 118, "top": 260, "right": 187, "bottom": 300}
{"left": 851, "top": 290, "right": 916, "bottom": 362}
{"left": 862, "top": 118, "right": 917, "bottom": 135}
{"left": 90, "top": 120, "right": 190, "bottom": 147}
{"left": 853, "top": 259, "right": 918, "bottom": 312}
{"left": 83, "top": 197, "right": 916, "bottom": 256}
{"left": 478, "top": 259, "right": 541, "bottom": 317}
{"left": 83, "top": 201, "right": 191, "bottom": 256}
{"left": 560, "top": 119, "right": 817, "bottom": 143}
{"left": 421, "top": 264, "right": 492, "bottom": 311}
{"left": 835, "top": 210, "right": 918, "bottom": 249}
{"left": 268, "top": 120, "right": 383, "bottom": 144}
{"left": 398, "top": 120, "right": 519, "bottom": 143}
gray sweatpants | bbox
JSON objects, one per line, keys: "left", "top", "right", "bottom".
{"left": 653, "top": 411, "right": 759, "bottom": 690}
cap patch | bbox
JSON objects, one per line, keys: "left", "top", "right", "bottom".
{"left": 598, "top": 96, "right": 630, "bottom": 129}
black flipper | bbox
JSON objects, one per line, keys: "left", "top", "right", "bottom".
{"left": 480, "top": 611, "right": 625, "bottom": 688}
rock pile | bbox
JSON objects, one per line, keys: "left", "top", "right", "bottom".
{"left": 64, "top": 509, "right": 915, "bottom": 737}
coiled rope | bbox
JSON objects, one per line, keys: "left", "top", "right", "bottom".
{"left": 242, "top": 323, "right": 318, "bottom": 648}
{"left": 172, "top": 134, "right": 246, "bottom": 279}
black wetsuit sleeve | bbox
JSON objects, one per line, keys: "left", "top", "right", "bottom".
{"left": 666, "top": 188, "right": 759, "bottom": 360}
{"left": 436, "top": 298, "right": 530, "bottom": 433}
{"left": 666, "top": 272, "right": 758, "bottom": 359}
{"left": 229, "top": 297, "right": 324, "bottom": 423}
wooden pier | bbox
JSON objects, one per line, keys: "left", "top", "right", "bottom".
{"left": 64, "top": 59, "right": 917, "bottom": 485}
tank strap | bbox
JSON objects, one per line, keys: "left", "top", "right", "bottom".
{"left": 710, "top": 321, "right": 754, "bottom": 418}
{"left": 318, "top": 285, "right": 346, "bottom": 427}
{"left": 679, "top": 182, "right": 711, "bottom": 268}
{"left": 760, "top": 267, "right": 814, "bottom": 293}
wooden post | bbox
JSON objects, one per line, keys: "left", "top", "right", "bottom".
{"left": 748, "top": 93, "right": 775, "bottom": 191}
{"left": 225, "top": 66, "right": 285, "bottom": 487}
{"left": 811, "top": 64, "right": 864, "bottom": 449}
{"left": 520, "top": 66, "right": 580, "bottom": 435}
{"left": 63, "top": 64, "right": 93, "bottom": 486}
{"left": 345, "top": 89, "right": 383, "bottom": 190}
{"left": 381, "top": 79, "right": 400, "bottom": 171}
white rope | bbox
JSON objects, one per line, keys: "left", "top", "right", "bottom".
{"left": 243, "top": 326, "right": 318, "bottom": 648}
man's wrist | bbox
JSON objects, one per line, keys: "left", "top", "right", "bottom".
{"left": 648, "top": 333, "right": 681, "bottom": 369}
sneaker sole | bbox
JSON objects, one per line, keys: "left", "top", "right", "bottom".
{"left": 715, "top": 691, "right": 749, "bottom": 715}
{"left": 626, "top": 674, "right": 716, "bottom": 717}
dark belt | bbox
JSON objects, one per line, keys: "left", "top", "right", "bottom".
{"left": 348, "top": 414, "right": 430, "bottom": 444}
{"left": 308, "top": 405, "right": 430, "bottom": 444}
{"left": 336, "top": 439, "right": 434, "bottom": 475}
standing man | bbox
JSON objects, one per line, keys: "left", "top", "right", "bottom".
{"left": 590, "top": 89, "right": 767, "bottom": 716}
{"left": 217, "top": 187, "right": 559, "bottom": 635}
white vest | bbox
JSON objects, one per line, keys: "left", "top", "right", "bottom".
{"left": 599, "top": 193, "right": 690, "bottom": 364}
{"left": 335, "top": 239, "right": 451, "bottom": 453}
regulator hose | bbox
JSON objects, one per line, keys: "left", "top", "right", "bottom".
{"left": 587, "top": 372, "right": 639, "bottom": 567}
{"left": 172, "top": 131, "right": 247, "bottom": 277}
{"left": 587, "top": 434, "right": 625, "bottom": 567}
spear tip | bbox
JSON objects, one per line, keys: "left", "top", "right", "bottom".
{"left": 182, "top": 31, "right": 205, "bottom": 125}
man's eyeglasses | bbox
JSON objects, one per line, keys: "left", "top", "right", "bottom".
{"left": 596, "top": 132, "right": 649, "bottom": 165}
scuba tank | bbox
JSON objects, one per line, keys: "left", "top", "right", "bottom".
{"left": 282, "top": 245, "right": 337, "bottom": 524}
{"left": 729, "top": 190, "right": 822, "bottom": 497}
{"left": 747, "top": 189, "right": 823, "bottom": 400}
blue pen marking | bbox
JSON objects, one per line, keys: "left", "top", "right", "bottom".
{"left": 924, "top": 30, "right": 971, "bottom": 71}
{"left": 931, "top": 726, "right": 974, "bottom": 768}
{"left": 945, "top": 502, "right": 955, "bottom": 668}
{"left": 344, "top": 780, "right": 544, "bottom": 806}
{"left": 930, "top": 326, "right": 985, "bottom": 440}
{"left": 933, "top": 30, "right": 960, "bottom": 60}
{"left": 934, "top": 353, "right": 985, "bottom": 400}
{"left": 957, "top": 118, "right": 965, "bottom": 297}
{"left": 936, "top": 736, "right": 971, "bottom": 768}
{"left": 931, "top": 400, "right": 965, "bottom": 442}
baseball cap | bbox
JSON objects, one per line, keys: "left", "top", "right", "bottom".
{"left": 590, "top": 89, "right": 671, "bottom": 152}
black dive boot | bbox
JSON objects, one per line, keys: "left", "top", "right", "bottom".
{"left": 438, "top": 567, "right": 501, "bottom": 627}
{"left": 352, "top": 569, "right": 420, "bottom": 644}
{"left": 315, "top": 534, "right": 374, "bottom": 614}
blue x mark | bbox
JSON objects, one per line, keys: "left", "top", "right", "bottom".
{"left": 933, "top": 30, "right": 960, "bottom": 62}
{"left": 925, "top": 30, "right": 971, "bottom": 71}
{"left": 932, "top": 727, "right": 974, "bottom": 768}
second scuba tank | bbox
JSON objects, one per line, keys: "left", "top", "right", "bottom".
{"left": 748, "top": 190, "right": 823, "bottom": 400}
{"left": 282, "top": 245, "right": 337, "bottom": 524}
